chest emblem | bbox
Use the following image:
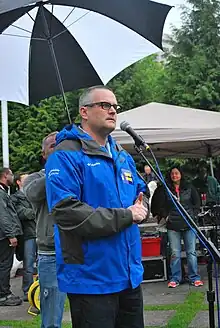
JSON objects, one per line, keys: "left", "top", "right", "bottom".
{"left": 121, "top": 169, "right": 133, "bottom": 185}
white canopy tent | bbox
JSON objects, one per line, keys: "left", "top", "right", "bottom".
{"left": 116, "top": 102, "right": 220, "bottom": 130}
{"left": 113, "top": 103, "right": 220, "bottom": 175}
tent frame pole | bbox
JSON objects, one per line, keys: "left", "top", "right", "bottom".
{"left": 1, "top": 100, "right": 9, "bottom": 168}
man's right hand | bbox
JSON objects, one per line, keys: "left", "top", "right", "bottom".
{"left": 128, "top": 192, "right": 148, "bottom": 223}
{"left": 9, "top": 237, "right": 17, "bottom": 247}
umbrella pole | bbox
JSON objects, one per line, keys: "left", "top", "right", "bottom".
{"left": 41, "top": 6, "right": 71, "bottom": 124}
{"left": 47, "top": 39, "right": 71, "bottom": 124}
{"left": 1, "top": 100, "right": 9, "bottom": 168}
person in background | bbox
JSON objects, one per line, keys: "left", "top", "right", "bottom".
{"left": 11, "top": 173, "right": 36, "bottom": 301}
{"left": 23, "top": 133, "right": 66, "bottom": 328}
{"left": 0, "top": 168, "right": 23, "bottom": 306}
{"left": 46, "top": 85, "right": 149, "bottom": 328}
{"left": 143, "top": 165, "right": 157, "bottom": 184}
{"left": 151, "top": 166, "right": 203, "bottom": 288}
{"left": 193, "top": 165, "right": 220, "bottom": 205}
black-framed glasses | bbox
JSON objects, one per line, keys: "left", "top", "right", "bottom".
{"left": 85, "top": 102, "right": 121, "bottom": 112}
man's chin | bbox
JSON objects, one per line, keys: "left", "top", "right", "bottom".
{"left": 105, "top": 121, "right": 116, "bottom": 132}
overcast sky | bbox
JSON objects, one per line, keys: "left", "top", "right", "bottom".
{"left": 159, "top": 0, "right": 187, "bottom": 35}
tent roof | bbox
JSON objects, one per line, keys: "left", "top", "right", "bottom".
{"left": 116, "top": 102, "right": 220, "bottom": 129}
{"left": 113, "top": 103, "right": 220, "bottom": 157}
{"left": 113, "top": 127, "right": 220, "bottom": 157}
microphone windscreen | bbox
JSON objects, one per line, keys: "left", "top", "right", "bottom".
{"left": 120, "top": 121, "right": 130, "bottom": 131}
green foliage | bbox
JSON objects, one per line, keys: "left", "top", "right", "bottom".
{"left": 108, "top": 54, "right": 166, "bottom": 111}
{"left": 6, "top": 93, "right": 79, "bottom": 173}
{"left": 158, "top": 0, "right": 220, "bottom": 175}
{"left": 163, "top": 0, "right": 220, "bottom": 111}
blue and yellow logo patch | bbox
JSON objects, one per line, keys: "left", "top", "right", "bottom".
{"left": 121, "top": 169, "right": 133, "bottom": 184}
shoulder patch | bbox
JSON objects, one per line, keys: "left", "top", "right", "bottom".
{"left": 55, "top": 139, "right": 82, "bottom": 152}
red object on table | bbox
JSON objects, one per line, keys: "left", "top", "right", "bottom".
{"left": 141, "top": 237, "right": 161, "bottom": 257}
{"left": 201, "top": 193, "right": 207, "bottom": 206}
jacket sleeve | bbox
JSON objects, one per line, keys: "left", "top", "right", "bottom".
{"left": 46, "top": 150, "right": 133, "bottom": 240}
{"left": 135, "top": 171, "right": 150, "bottom": 218}
{"left": 191, "top": 185, "right": 200, "bottom": 216}
{"left": 0, "top": 195, "right": 14, "bottom": 238}
{"left": 126, "top": 152, "right": 149, "bottom": 214}
{"left": 23, "top": 172, "right": 46, "bottom": 203}
{"left": 11, "top": 196, "right": 35, "bottom": 222}
{"left": 211, "top": 177, "right": 220, "bottom": 202}
{"left": 151, "top": 185, "right": 169, "bottom": 220}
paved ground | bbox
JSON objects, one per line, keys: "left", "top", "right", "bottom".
{"left": 0, "top": 264, "right": 219, "bottom": 327}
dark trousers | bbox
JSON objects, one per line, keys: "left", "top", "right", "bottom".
{"left": 0, "top": 238, "right": 14, "bottom": 299}
{"left": 68, "top": 285, "right": 144, "bottom": 328}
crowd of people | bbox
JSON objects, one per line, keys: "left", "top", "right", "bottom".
{"left": 0, "top": 85, "right": 219, "bottom": 328}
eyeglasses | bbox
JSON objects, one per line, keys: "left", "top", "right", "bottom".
{"left": 84, "top": 102, "right": 121, "bottom": 112}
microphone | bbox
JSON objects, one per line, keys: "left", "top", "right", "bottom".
{"left": 120, "top": 121, "right": 149, "bottom": 149}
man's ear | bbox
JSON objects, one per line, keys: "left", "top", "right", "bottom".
{"left": 79, "top": 107, "right": 88, "bottom": 121}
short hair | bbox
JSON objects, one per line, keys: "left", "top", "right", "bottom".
{"left": 14, "top": 172, "right": 28, "bottom": 184}
{"left": 79, "top": 85, "right": 114, "bottom": 109}
{"left": 42, "top": 131, "right": 58, "bottom": 151}
{"left": 0, "top": 167, "right": 10, "bottom": 179}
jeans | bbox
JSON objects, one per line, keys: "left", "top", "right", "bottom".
{"left": 38, "top": 254, "right": 66, "bottom": 328}
{"left": 167, "top": 229, "right": 201, "bottom": 283}
{"left": 68, "top": 285, "right": 144, "bottom": 328}
{"left": 0, "top": 239, "right": 14, "bottom": 299}
{"left": 23, "top": 238, "right": 37, "bottom": 294}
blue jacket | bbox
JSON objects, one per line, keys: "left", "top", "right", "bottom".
{"left": 46, "top": 124, "right": 147, "bottom": 294}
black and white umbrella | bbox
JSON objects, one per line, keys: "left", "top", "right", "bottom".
{"left": 0, "top": 0, "right": 172, "bottom": 111}
{"left": 0, "top": 0, "right": 172, "bottom": 167}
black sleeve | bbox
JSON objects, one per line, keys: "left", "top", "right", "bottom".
{"left": 14, "top": 203, "right": 35, "bottom": 221}
{"left": 52, "top": 197, "right": 133, "bottom": 240}
{"left": 11, "top": 195, "right": 35, "bottom": 222}
{"left": 0, "top": 195, "right": 14, "bottom": 238}
{"left": 191, "top": 185, "right": 200, "bottom": 216}
{"left": 151, "top": 185, "right": 169, "bottom": 219}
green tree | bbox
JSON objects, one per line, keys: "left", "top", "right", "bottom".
{"left": 163, "top": 0, "right": 220, "bottom": 111}
{"left": 5, "top": 92, "right": 80, "bottom": 173}
{"left": 108, "top": 54, "right": 166, "bottom": 111}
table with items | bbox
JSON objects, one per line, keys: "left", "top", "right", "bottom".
{"left": 139, "top": 205, "right": 220, "bottom": 283}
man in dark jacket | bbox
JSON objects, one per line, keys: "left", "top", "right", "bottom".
{"left": 193, "top": 166, "right": 220, "bottom": 205}
{"left": 11, "top": 173, "right": 36, "bottom": 301}
{"left": 23, "top": 132, "right": 66, "bottom": 328}
{"left": 0, "top": 167, "right": 23, "bottom": 306}
{"left": 143, "top": 165, "right": 157, "bottom": 184}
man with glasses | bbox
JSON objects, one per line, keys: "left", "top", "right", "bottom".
{"left": 45, "top": 86, "right": 149, "bottom": 328}
{"left": 0, "top": 168, "right": 23, "bottom": 306}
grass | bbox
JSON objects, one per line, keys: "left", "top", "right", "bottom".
{"left": 0, "top": 317, "right": 72, "bottom": 328}
{"left": 143, "top": 290, "right": 212, "bottom": 328}
{"left": 0, "top": 290, "right": 212, "bottom": 328}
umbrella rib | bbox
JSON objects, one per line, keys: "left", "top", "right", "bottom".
{"left": 27, "top": 9, "right": 48, "bottom": 39}
{"left": 2, "top": 33, "right": 46, "bottom": 41}
{"left": 62, "top": 7, "right": 76, "bottom": 24}
{"left": 49, "top": 4, "right": 54, "bottom": 37}
{"left": 51, "top": 11, "right": 90, "bottom": 41}
{"left": 11, "top": 24, "right": 32, "bottom": 34}
{"left": 27, "top": 12, "right": 36, "bottom": 24}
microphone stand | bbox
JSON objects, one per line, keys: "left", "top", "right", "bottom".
{"left": 134, "top": 143, "right": 220, "bottom": 328}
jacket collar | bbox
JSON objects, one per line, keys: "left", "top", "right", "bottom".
{"left": 0, "top": 183, "right": 8, "bottom": 192}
